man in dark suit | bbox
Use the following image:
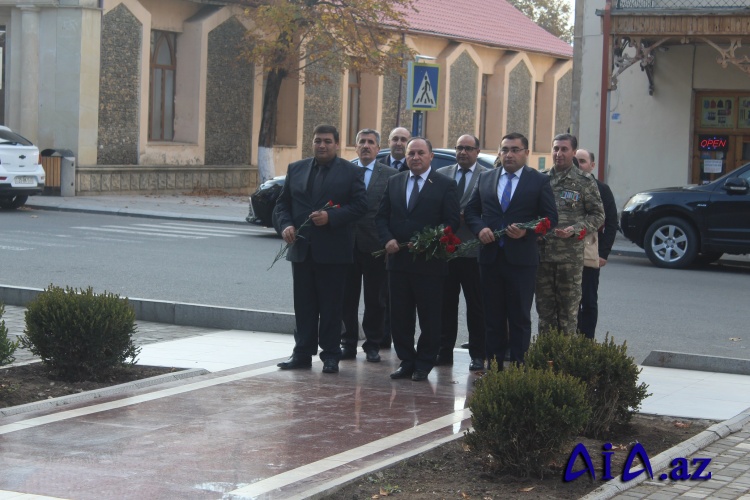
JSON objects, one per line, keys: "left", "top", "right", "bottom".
{"left": 274, "top": 124, "right": 368, "bottom": 374}
{"left": 376, "top": 137, "right": 460, "bottom": 381}
{"left": 575, "top": 148, "right": 618, "bottom": 338}
{"left": 436, "top": 134, "right": 488, "bottom": 372}
{"left": 464, "top": 132, "right": 558, "bottom": 366}
{"left": 385, "top": 127, "right": 411, "bottom": 172}
{"left": 341, "top": 129, "right": 398, "bottom": 362}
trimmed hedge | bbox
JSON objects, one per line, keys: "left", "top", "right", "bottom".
{"left": 466, "top": 363, "right": 590, "bottom": 478}
{"left": 20, "top": 285, "right": 140, "bottom": 381}
{"left": 525, "top": 330, "right": 650, "bottom": 438}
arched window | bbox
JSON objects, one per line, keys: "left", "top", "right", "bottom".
{"left": 347, "top": 71, "right": 361, "bottom": 146}
{"left": 149, "top": 31, "right": 176, "bottom": 141}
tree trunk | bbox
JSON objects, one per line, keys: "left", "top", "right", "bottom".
{"left": 257, "top": 68, "right": 287, "bottom": 183}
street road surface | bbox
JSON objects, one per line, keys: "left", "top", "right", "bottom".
{"left": 1, "top": 209, "right": 747, "bottom": 364}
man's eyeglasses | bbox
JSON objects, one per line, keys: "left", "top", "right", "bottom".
{"left": 499, "top": 147, "right": 526, "bottom": 155}
{"left": 455, "top": 146, "right": 478, "bottom": 152}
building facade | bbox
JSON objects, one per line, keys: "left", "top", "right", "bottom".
{"left": 0, "top": 0, "right": 572, "bottom": 195}
{"left": 574, "top": 0, "right": 750, "bottom": 207}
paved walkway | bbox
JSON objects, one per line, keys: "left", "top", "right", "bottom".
{"left": 0, "top": 193, "right": 747, "bottom": 499}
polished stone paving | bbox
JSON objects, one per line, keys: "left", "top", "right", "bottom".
{"left": 2, "top": 306, "right": 750, "bottom": 499}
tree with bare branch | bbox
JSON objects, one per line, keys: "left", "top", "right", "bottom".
{"left": 239, "top": 0, "right": 415, "bottom": 181}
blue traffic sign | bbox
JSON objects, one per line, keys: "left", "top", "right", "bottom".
{"left": 407, "top": 62, "right": 440, "bottom": 111}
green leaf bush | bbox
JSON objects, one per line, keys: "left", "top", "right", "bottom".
{"left": 0, "top": 303, "right": 19, "bottom": 366}
{"left": 525, "top": 330, "right": 650, "bottom": 438}
{"left": 20, "top": 285, "right": 140, "bottom": 381}
{"left": 465, "top": 363, "right": 590, "bottom": 478}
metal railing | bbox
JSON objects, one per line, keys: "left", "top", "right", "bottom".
{"left": 616, "top": 0, "right": 750, "bottom": 9}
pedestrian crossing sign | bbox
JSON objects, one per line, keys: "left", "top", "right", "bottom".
{"left": 407, "top": 62, "right": 440, "bottom": 111}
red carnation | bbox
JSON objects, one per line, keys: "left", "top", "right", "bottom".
{"left": 443, "top": 226, "right": 453, "bottom": 235}
{"left": 334, "top": 204, "right": 341, "bottom": 209}
{"left": 446, "top": 244, "right": 456, "bottom": 253}
{"left": 534, "top": 217, "right": 551, "bottom": 235}
{"left": 440, "top": 236, "right": 450, "bottom": 244}
{"left": 577, "top": 228, "right": 587, "bottom": 240}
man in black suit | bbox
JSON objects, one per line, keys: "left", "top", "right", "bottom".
{"left": 436, "top": 134, "right": 488, "bottom": 372}
{"left": 575, "top": 148, "right": 618, "bottom": 338}
{"left": 464, "top": 133, "right": 558, "bottom": 366}
{"left": 376, "top": 137, "right": 460, "bottom": 381}
{"left": 341, "top": 129, "right": 398, "bottom": 362}
{"left": 274, "top": 124, "right": 368, "bottom": 374}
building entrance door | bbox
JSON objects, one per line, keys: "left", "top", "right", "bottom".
{"left": 692, "top": 92, "right": 750, "bottom": 184}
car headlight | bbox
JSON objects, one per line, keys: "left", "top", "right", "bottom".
{"left": 622, "top": 193, "right": 652, "bottom": 212}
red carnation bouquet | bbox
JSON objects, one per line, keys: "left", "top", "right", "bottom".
{"left": 453, "top": 217, "right": 552, "bottom": 257}
{"left": 372, "top": 225, "right": 462, "bottom": 261}
{"left": 268, "top": 200, "right": 340, "bottom": 270}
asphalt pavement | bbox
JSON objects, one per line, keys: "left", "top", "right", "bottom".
{"left": 0, "top": 192, "right": 747, "bottom": 499}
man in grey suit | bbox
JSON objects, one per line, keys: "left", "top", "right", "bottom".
{"left": 436, "top": 134, "right": 488, "bottom": 372}
{"left": 341, "top": 129, "right": 398, "bottom": 362}
{"left": 274, "top": 124, "right": 368, "bottom": 374}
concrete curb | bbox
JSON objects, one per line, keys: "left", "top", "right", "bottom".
{"left": 580, "top": 407, "right": 750, "bottom": 499}
{"left": 0, "top": 367, "right": 210, "bottom": 418}
{"left": 0, "top": 284, "right": 296, "bottom": 335}
{"left": 25, "top": 202, "right": 246, "bottom": 225}
{"left": 643, "top": 350, "right": 750, "bottom": 375}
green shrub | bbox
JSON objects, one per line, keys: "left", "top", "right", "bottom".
{"left": 525, "top": 330, "right": 650, "bottom": 438}
{"left": 20, "top": 285, "right": 140, "bottom": 381}
{"left": 465, "top": 363, "right": 590, "bottom": 478}
{"left": 0, "top": 303, "right": 19, "bottom": 366}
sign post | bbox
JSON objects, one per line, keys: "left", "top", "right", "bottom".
{"left": 407, "top": 62, "right": 440, "bottom": 137}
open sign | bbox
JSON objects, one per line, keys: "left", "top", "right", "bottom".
{"left": 699, "top": 135, "right": 729, "bottom": 151}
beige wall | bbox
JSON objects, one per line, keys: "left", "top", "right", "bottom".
{"left": 2, "top": 0, "right": 571, "bottom": 192}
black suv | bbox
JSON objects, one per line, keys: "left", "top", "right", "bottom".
{"left": 620, "top": 162, "right": 750, "bottom": 268}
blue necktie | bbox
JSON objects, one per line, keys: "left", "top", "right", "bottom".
{"left": 499, "top": 173, "right": 514, "bottom": 247}
{"left": 501, "top": 173, "right": 514, "bottom": 212}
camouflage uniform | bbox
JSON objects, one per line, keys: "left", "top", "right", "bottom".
{"left": 536, "top": 165, "right": 604, "bottom": 334}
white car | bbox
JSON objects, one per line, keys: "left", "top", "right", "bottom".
{"left": 0, "top": 125, "right": 45, "bottom": 209}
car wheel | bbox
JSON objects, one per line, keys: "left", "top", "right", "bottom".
{"left": 0, "top": 195, "right": 29, "bottom": 210}
{"left": 643, "top": 217, "right": 698, "bottom": 269}
{"left": 693, "top": 252, "right": 723, "bottom": 267}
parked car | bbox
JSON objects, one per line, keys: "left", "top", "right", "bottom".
{"left": 620, "top": 162, "right": 750, "bottom": 268}
{"left": 246, "top": 148, "right": 498, "bottom": 227}
{"left": 0, "top": 126, "right": 45, "bottom": 210}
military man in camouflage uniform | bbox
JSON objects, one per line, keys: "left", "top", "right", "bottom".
{"left": 536, "top": 134, "right": 604, "bottom": 335}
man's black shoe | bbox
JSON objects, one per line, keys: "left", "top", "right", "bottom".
{"left": 435, "top": 354, "right": 453, "bottom": 366}
{"left": 411, "top": 369, "right": 429, "bottom": 381}
{"left": 460, "top": 342, "right": 470, "bottom": 349}
{"left": 469, "top": 358, "right": 485, "bottom": 371}
{"left": 322, "top": 359, "right": 339, "bottom": 373}
{"left": 365, "top": 350, "right": 381, "bottom": 362}
{"left": 277, "top": 355, "right": 312, "bottom": 370}
{"left": 340, "top": 347, "right": 357, "bottom": 360}
{"left": 390, "top": 366, "right": 413, "bottom": 379}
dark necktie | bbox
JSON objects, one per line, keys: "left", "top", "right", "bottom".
{"left": 407, "top": 176, "right": 420, "bottom": 212}
{"left": 392, "top": 160, "right": 401, "bottom": 171}
{"left": 501, "top": 172, "right": 514, "bottom": 212}
{"left": 457, "top": 169, "right": 469, "bottom": 195}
